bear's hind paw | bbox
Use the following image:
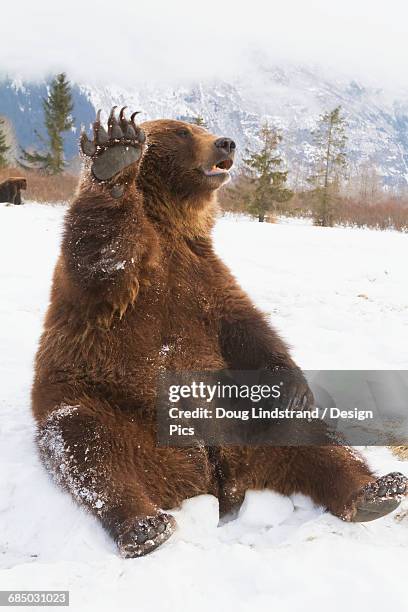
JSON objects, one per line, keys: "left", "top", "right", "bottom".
{"left": 80, "top": 106, "right": 146, "bottom": 184}
{"left": 117, "top": 512, "right": 176, "bottom": 558}
{"left": 343, "top": 472, "right": 408, "bottom": 522}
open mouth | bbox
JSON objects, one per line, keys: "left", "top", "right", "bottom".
{"left": 203, "top": 158, "right": 234, "bottom": 177}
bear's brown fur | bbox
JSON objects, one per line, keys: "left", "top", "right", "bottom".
{"left": 0, "top": 177, "right": 26, "bottom": 205}
{"left": 31, "top": 112, "right": 401, "bottom": 557}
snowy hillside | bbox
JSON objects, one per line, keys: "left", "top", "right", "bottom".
{"left": 0, "top": 204, "right": 407, "bottom": 612}
{"left": 2, "top": 62, "right": 408, "bottom": 186}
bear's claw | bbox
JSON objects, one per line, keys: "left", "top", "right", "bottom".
{"left": 344, "top": 472, "right": 408, "bottom": 522}
{"left": 117, "top": 512, "right": 176, "bottom": 558}
{"left": 80, "top": 106, "right": 145, "bottom": 183}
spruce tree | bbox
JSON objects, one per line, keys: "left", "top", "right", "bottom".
{"left": 190, "top": 116, "right": 207, "bottom": 127}
{"left": 21, "top": 73, "right": 74, "bottom": 174}
{"left": 309, "top": 106, "right": 347, "bottom": 226}
{"left": 0, "top": 118, "right": 10, "bottom": 168}
{"left": 244, "top": 123, "right": 293, "bottom": 222}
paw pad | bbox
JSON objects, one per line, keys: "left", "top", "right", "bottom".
{"left": 80, "top": 106, "right": 146, "bottom": 183}
{"left": 117, "top": 512, "right": 176, "bottom": 558}
{"left": 345, "top": 472, "right": 408, "bottom": 522}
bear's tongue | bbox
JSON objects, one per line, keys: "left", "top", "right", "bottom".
{"left": 204, "top": 159, "right": 233, "bottom": 176}
{"left": 217, "top": 159, "right": 233, "bottom": 171}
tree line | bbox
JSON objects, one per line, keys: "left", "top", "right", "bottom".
{"left": 223, "top": 106, "right": 349, "bottom": 226}
{"left": 0, "top": 80, "right": 406, "bottom": 230}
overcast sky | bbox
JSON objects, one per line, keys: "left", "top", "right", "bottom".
{"left": 2, "top": 0, "right": 407, "bottom": 89}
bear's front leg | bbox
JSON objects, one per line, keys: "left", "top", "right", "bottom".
{"left": 62, "top": 107, "right": 160, "bottom": 322}
{"left": 219, "top": 301, "right": 313, "bottom": 409}
{"left": 13, "top": 186, "right": 22, "bottom": 205}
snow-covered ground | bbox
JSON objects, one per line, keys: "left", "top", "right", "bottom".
{"left": 0, "top": 203, "right": 407, "bottom": 612}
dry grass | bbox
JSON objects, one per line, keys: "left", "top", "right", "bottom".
{"left": 0, "top": 167, "right": 78, "bottom": 204}
{"left": 280, "top": 193, "right": 408, "bottom": 232}
{"left": 389, "top": 446, "right": 408, "bottom": 460}
{"left": 2, "top": 166, "right": 408, "bottom": 231}
{"left": 220, "top": 177, "right": 408, "bottom": 232}
{"left": 334, "top": 198, "right": 408, "bottom": 232}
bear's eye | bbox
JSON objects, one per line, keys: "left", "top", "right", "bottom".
{"left": 176, "top": 128, "right": 190, "bottom": 138}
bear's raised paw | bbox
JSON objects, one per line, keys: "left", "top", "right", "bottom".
{"left": 117, "top": 512, "right": 176, "bottom": 558}
{"left": 80, "top": 106, "right": 146, "bottom": 189}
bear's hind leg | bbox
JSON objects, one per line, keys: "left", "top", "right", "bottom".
{"left": 261, "top": 446, "right": 408, "bottom": 521}
{"left": 37, "top": 401, "right": 176, "bottom": 557}
{"left": 219, "top": 446, "right": 407, "bottom": 522}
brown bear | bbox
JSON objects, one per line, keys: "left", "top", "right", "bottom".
{"left": 32, "top": 107, "right": 407, "bottom": 558}
{"left": 0, "top": 177, "right": 26, "bottom": 205}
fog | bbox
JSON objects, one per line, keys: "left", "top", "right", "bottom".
{"left": 2, "top": 0, "right": 407, "bottom": 89}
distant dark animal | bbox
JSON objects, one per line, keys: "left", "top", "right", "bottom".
{"left": 0, "top": 177, "right": 27, "bottom": 205}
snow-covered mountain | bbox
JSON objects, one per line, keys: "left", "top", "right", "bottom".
{"left": 2, "top": 64, "right": 408, "bottom": 187}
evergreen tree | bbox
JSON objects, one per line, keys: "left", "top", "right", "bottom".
{"left": 244, "top": 123, "right": 293, "bottom": 222}
{"left": 309, "top": 106, "right": 347, "bottom": 226}
{"left": 0, "top": 118, "right": 10, "bottom": 168}
{"left": 190, "top": 115, "right": 207, "bottom": 127}
{"left": 21, "top": 73, "right": 74, "bottom": 174}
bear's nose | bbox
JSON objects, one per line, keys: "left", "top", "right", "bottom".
{"left": 214, "top": 137, "right": 236, "bottom": 154}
